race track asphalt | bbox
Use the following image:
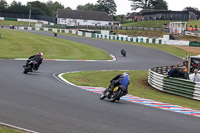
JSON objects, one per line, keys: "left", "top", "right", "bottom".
{"left": 0, "top": 30, "right": 200, "bottom": 133}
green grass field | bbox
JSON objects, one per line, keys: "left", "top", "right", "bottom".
{"left": 0, "top": 29, "right": 111, "bottom": 60}
{"left": 187, "top": 20, "right": 200, "bottom": 27}
{"left": 62, "top": 70, "right": 200, "bottom": 110}
{"left": 0, "top": 20, "right": 35, "bottom": 26}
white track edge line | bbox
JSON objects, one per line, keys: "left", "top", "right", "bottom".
{"left": 0, "top": 122, "right": 39, "bottom": 133}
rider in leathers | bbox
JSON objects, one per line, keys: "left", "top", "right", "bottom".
{"left": 107, "top": 72, "right": 130, "bottom": 98}
{"left": 24, "top": 52, "right": 43, "bottom": 70}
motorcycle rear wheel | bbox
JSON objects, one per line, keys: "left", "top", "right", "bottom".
{"left": 23, "top": 65, "right": 32, "bottom": 74}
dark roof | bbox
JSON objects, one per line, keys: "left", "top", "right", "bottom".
{"left": 140, "top": 9, "right": 189, "bottom": 15}
{"left": 57, "top": 9, "right": 113, "bottom": 21}
{"left": 139, "top": 9, "right": 166, "bottom": 14}
{"left": 126, "top": 12, "right": 139, "bottom": 18}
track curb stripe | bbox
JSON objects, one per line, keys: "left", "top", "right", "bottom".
{"left": 57, "top": 73, "right": 200, "bottom": 118}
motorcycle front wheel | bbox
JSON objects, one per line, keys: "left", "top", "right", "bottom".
{"left": 100, "top": 90, "right": 108, "bottom": 100}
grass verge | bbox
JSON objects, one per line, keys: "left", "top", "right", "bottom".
{"left": 0, "top": 29, "right": 111, "bottom": 60}
{"left": 0, "top": 20, "right": 35, "bottom": 26}
{"left": 62, "top": 70, "right": 200, "bottom": 110}
{"left": 122, "top": 20, "right": 200, "bottom": 28}
{"left": 179, "top": 35, "right": 200, "bottom": 42}
{"left": 0, "top": 126, "right": 22, "bottom": 133}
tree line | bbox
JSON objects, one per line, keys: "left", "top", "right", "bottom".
{"left": 0, "top": 0, "right": 117, "bottom": 16}
{"left": 0, "top": 0, "right": 69, "bottom": 16}
{"left": 0, "top": 0, "right": 199, "bottom": 18}
{"left": 0, "top": 0, "right": 169, "bottom": 17}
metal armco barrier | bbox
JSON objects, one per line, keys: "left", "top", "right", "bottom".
{"left": 148, "top": 66, "right": 200, "bottom": 100}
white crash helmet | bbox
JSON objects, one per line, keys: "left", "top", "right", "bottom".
{"left": 123, "top": 72, "right": 129, "bottom": 76}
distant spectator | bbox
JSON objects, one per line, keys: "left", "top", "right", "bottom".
{"left": 193, "top": 69, "right": 200, "bottom": 82}
{"left": 183, "top": 61, "right": 187, "bottom": 67}
{"left": 195, "top": 25, "right": 198, "bottom": 31}
{"left": 181, "top": 66, "right": 190, "bottom": 80}
{"left": 1, "top": 25, "right": 3, "bottom": 28}
{"left": 171, "top": 66, "right": 181, "bottom": 78}
{"left": 176, "top": 62, "right": 182, "bottom": 67}
{"left": 167, "top": 65, "right": 175, "bottom": 77}
{"left": 186, "top": 24, "right": 188, "bottom": 31}
{"left": 160, "top": 16, "right": 163, "bottom": 20}
{"left": 189, "top": 25, "right": 193, "bottom": 31}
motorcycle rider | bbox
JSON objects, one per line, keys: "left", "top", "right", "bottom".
{"left": 107, "top": 72, "right": 130, "bottom": 99}
{"left": 54, "top": 30, "right": 57, "bottom": 37}
{"left": 121, "top": 49, "right": 126, "bottom": 57}
{"left": 23, "top": 52, "right": 43, "bottom": 71}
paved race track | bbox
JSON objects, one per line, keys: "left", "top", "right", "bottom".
{"left": 1, "top": 30, "right": 200, "bottom": 133}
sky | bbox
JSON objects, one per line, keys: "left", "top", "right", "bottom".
{"left": 5, "top": 0, "right": 200, "bottom": 15}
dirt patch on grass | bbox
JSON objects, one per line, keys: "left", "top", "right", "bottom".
{"left": 173, "top": 46, "right": 200, "bottom": 54}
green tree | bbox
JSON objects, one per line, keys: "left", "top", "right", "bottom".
{"left": 8, "top": 1, "right": 29, "bottom": 13}
{"left": 97, "top": 0, "right": 117, "bottom": 16}
{"left": 76, "top": 3, "right": 98, "bottom": 11}
{"left": 129, "top": 0, "right": 168, "bottom": 10}
{"left": 27, "top": 1, "right": 49, "bottom": 15}
{"left": 152, "top": 0, "right": 168, "bottom": 10}
{"left": 0, "top": 0, "right": 7, "bottom": 10}
{"left": 65, "top": 7, "right": 72, "bottom": 10}
{"left": 114, "top": 15, "right": 124, "bottom": 21}
{"left": 46, "top": 0, "right": 64, "bottom": 16}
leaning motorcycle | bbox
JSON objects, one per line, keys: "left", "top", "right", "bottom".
{"left": 23, "top": 60, "right": 37, "bottom": 74}
{"left": 100, "top": 85, "right": 127, "bottom": 102}
{"left": 121, "top": 50, "right": 126, "bottom": 57}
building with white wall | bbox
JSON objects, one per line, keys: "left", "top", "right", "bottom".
{"left": 57, "top": 9, "right": 114, "bottom": 26}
